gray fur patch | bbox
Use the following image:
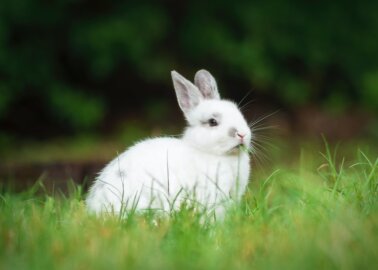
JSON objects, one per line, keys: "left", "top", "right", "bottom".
{"left": 117, "top": 170, "right": 126, "bottom": 179}
{"left": 228, "top": 127, "right": 237, "bottom": 137}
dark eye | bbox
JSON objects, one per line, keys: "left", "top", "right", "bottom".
{"left": 208, "top": 118, "right": 218, "bottom": 127}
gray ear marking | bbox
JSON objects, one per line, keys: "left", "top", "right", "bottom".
{"left": 194, "top": 69, "right": 220, "bottom": 100}
{"left": 171, "top": 70, "right": 203, "bottom": 114}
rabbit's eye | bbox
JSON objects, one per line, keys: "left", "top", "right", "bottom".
{"left": 208, "top": 118, "right": 218, "bottom": 127}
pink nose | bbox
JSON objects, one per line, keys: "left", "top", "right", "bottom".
{"left": 237, "top": 133, "right": 245, "bottom": 139}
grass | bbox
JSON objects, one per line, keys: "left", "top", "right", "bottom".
{"left": 0, "top": 142, "right": 377, "bottom": 270}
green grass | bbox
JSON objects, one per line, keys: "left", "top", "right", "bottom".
{"left": 0, "top": 143, "right": 377, "bottom": 270}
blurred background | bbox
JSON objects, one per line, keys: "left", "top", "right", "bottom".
{"left": 0, "top": 0, "right": 377, "bottom": 191}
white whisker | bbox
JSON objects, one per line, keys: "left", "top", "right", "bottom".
{"left": 237, "top": 90, "right": 254, "bottom": 107}
{"left": 239, "top": 99, "right": 256, "bottom": 112}
{"left": 248, "top": 110, "right": 280, "bottom": 128}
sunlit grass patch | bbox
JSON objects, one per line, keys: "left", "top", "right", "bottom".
{"left": 0, "top": 144, "right": 377, "bottom": 270}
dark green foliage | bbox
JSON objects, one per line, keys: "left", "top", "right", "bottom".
{"left": 0, "top": 0, "right": 377, "bottom": 134}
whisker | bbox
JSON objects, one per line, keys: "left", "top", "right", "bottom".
{"left": 237, "top": 89, "right": 254, "bottom": 107}
{"left": 252, "top": 133, "right": 274, "bottom": 140}
{"left": 252, "top": 134, "right": 278, "bottom": 147}
{"left": 250, "top": 148, "right": 267, "bottom": 170}
{"left": 248, "top": 110, "right": 280, "bottom": 128}
{"left": 252, "top": 131, "right": 275, "bottom": 139}
{"left": 251, "top": 150, "right": 270, "bottom": 169}
{"left": 252, "top": 142, "right": 270, "bottom": 159}
{"left": 247, "top": 115, "right": 280, "bottom": 169}
{"left": 239, "top": 99, "right": 256, "bottom": 112}
{"left": 251, "top": 125, "right": 279, "bottom": 132}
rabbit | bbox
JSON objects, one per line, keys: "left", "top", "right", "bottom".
{"left": 86, "top": 69, "right": 252, "bottom": 220}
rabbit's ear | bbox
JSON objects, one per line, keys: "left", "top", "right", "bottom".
{"left": 171, "top": 70, "right": 203, "bottom": 113}
{"left": 194, "top": 69, "right": 220, "bottom": 100}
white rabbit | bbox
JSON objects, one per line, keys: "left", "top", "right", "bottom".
{"left": 86, "top": 69, "right": 252, "bottom": 219}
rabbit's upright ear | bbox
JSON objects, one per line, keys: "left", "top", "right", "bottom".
{"left": 194, "top": 69, "right": 220, "bottom": 100}
{"left": 171, "top": 70, "right": 203, "bottom": 114}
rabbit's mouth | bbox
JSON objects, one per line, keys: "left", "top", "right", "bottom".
{"left": 227, "top": 143, "right": 246, "bottom": 155}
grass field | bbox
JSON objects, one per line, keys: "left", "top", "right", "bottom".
{"left": 0, "top": 141, "right": 377, "bottom": 270}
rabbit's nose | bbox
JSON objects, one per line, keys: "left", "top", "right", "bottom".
{"left": 237, "top": 133, "right": 246, "bottom": 140}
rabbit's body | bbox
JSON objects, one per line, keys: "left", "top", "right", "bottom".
{"left": 86, "top": 136, "right": 250, "bottom": 215}
{"left": 86, "top": 70, "right": 252, "bottom": 218}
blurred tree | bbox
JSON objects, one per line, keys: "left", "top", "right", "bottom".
{"left": 0, "top": 0, "right": 377, "bottom": 138}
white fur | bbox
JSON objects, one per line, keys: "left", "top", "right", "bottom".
{"left": 86, "top": 70, "right": 252, "bottom": 219}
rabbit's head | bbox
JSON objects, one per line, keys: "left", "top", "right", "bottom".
{"left": 171, "top": 69, "right": 251, "bottom": 156}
